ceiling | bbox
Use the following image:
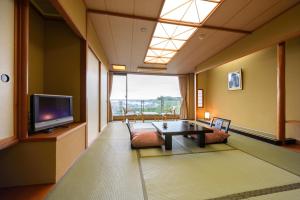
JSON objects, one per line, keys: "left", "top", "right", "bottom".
{"left": 85, "top": 0, "right": 300, "bottom": 74}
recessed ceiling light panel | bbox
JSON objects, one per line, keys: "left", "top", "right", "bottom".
{"left": 160, "top": 0, "right": 220, "bottom": 24}
{"left": 144, "top": 0, "right": 221, "bottom": 64}
{"left": 112, "top": 65, "right": 126, "bottom": 71}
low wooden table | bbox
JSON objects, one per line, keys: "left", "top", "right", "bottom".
{"left": 152, "top": 121, "right": 213, "bottom": 150}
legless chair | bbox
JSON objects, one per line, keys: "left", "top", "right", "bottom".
{"left": 162, "top": 106, "right": 176, "bottom": 121}
{"left": 122, "top": 107, "right": 137, "bottom": 122}
{"left": 190, "top": 117, "right": 231, "bottom": 144}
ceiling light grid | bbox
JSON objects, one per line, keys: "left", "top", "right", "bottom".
{"left": 144, "top": 0, "right": 222, "bottom": 65}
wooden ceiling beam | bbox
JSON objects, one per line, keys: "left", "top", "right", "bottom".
{"left": 87, "top": 9, "right": 252, "bottom": 34}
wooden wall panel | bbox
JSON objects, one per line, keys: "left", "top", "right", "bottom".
{"left": 0, "top": 0, "right": 15, "bottom": 142}
{"left": 87, "top": 48, "right": 100, "bottom": 145}
{"left": 56, "top": 125, "right": 86, "bottom": 181}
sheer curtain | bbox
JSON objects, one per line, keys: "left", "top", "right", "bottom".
{"left": 178, "top": 75, "right": 188, "bottom": 119}
{"left": 108, "top": 72, "right": 113, "bottom": 121}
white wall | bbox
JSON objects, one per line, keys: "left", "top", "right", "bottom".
{"left": 87, "top": 49, "right": 100, "bottom": 145}
{"left": 0, "top": 0, "right": 14, "bottom": 140}
{"left": 101, "top": 64, "right": 108, "bottom": 130}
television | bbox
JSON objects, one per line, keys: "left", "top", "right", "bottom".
{"left": 30, "top": 94, "right": 74, "bottom": 132}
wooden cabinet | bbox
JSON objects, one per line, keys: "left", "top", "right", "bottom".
{"left": 0, "top": 123, "right": 86, "bottom": 187}
{"left": 0, "top": 0, "right": 17, "bottom": 150}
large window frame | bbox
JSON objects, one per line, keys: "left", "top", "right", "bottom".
{"left": 110, "top": 73, "right": 181, "bottom": 117}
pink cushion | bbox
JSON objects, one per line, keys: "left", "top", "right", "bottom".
{"left": 131, "top": 131, "right": 164, "bottom": 148}
{"left": 190, "top": 130, "right": 230, "bottom": 144}
{"left": 206, "top": 131, "right": 230, "bottom": 144}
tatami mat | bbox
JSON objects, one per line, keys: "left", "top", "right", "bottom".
{"left": 45, "top": 122, "right": 300, "bottom": 200}
{"left": 46, "top": 123, "right": 144, "bottom": 200}
{"left": 227, "top": 132, "right": 300, "bottom": 176}
{"left": 246, "top": 188, "right": 300, "bottom": 200}
{"left": 175, "top": 136, "right": 234, "bottom": 153}
{"left": 139, "top": 136, "right": 234, "bottom": 157}
{"left": 140, "top": 150, "right": 300, "bottom": 200}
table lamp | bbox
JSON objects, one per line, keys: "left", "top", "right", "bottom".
{"left": 204, "top": 112, "right": 210, "bottom": 120}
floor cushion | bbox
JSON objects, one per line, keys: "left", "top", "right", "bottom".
{"left": 129, "top": 123, "right": 164, "bottom": 148}
{"left": 131, "top": 130, "right": 165, "bottom": 148}
{"left": 191, "top": 129, "right": 230, "bottom": 144}
{"left": 205, "top": 131, "right": 230, "bottom": 144}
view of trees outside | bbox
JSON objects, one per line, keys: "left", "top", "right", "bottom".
{"left": 111, "top": 96, "right": 181, "bottom": 116}
{"left": 110, "top": 74, "right": 181, "bottom": 116}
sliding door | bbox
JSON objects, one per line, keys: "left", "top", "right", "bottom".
{"left": 100, "top": 64, "right": 108, "bottom": 130}
{"left": 0, "top": 0, "right": 16, "bottom": 149}
{"left": 87, "top": 48, "right": 100, "bottom": 145}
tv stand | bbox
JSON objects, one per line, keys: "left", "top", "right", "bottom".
{"left": 10, "top": 122, "right": 87, "bottom": 187}
{"left": 42, "top": 128, "right": 55, "bottom": 133}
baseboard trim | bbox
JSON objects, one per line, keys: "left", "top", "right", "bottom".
{"left": 196, "top": 119, "right": 296, "bottom": 146}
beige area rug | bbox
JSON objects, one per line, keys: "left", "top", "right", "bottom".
{"left": 140, "top": 150, "right": 300, "bottom": 200}
{"left": 139, "top": 135, "right": 234, "bottom": 157}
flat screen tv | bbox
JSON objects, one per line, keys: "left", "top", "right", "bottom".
{"left": 30, "top": 94, "right": 74, "bottom": 132}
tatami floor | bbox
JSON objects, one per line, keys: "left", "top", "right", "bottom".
{"left": 42, "top": 121, "right": 300, "bottom": 200}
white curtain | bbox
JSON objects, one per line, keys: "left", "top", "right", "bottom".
{"left": 108, "top": 72, "right": 113, "bottom": 121}
{"left": 179, "top": 75, "right": 188, "bottom": 119}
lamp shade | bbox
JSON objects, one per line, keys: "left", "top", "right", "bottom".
{"left": 204, "top": 112, "right": 210, "bottom": 120}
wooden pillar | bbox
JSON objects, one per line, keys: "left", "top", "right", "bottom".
{"left": 276, "top": 42, "right": 286, "bottom": 143}
{"left": 80, "top": 39, "right": 87, "bottom": 123}
{"left": 17, "top": 0, "right": 29, "bottom": 140}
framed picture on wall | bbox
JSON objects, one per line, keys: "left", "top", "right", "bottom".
{"left": 197, "top": 89, "right": 203, "bottom": 108}
{"left": 228, "top": 69, "right": 242, "bottom": 90}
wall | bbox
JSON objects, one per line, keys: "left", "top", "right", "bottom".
{"left": 0, "top": 0, "right": 15, "bottom": 141}
{"left": 28, "top": 8, "right": 82, "bottom": 122}
{"left": 28, "top": 7, "right": 45, "bottom": 95}
{"left": 286, "top": 37, "right": 300, "bottom": 140}
{"left": 87, "top": 17, "right": 110, "bottom": 68}
{"left": 44, "top": 20, "right": 81, "bottom": 122}
{"left": 51, "top": 0, "right": 86, "bottom": 38}
{"left": 101, "top": 64, "right": 108, "bottom": 130}
{"left": 87, "top": 48, "right": 100, "bottom": 145}
{"left": 198, "top": 47, "right": 277, "bottom": 135}
{"left": 197, "top": 37, "right": 300, "bottom": 140}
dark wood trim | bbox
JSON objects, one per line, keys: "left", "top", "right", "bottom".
{"left": 286, "top": 120, "right": 300, "bottom": 124}
{"left": 99, "top": 61, "right": 102, "bottom": 132}
{"left": 80, "top": 39, "right": 87, "bottom": 123}
{"left": 87, "top": 9, "right": 251, "bottom": 34}
{"left": 0, "top": 137, "right": 18, "bottom": 151}
{"left": 13, "top": 0, "right": 19, "bottom": 144}
{"left": 17, "top": 0, "right": 29, "bottom": 140}
{"left": 277, "top": 42, "right": 286, "bottom": 143}
{"left": 137, "top": 66, "right": 167, "bottom": 70}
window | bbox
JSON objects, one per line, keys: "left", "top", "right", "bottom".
{"left": 110, "top": 75, "right": 126, "bottom": 116}
{"left": 110, "top": 74, "right": 181, "bottom": 116}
